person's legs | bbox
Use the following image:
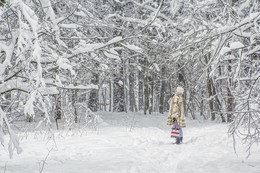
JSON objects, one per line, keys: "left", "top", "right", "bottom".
{"left": 176, "top": 128, "right": 183, "bottom": 144}
{"left": 179, "top": 127, "right": 183, "bottom": 143}
{"left": 176, "top": 137, "right": 180, "bottom": 144}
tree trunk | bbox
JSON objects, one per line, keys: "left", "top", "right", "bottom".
{"left": 200, "top": 99, "right": 206, "bottom": 120}
{"left": 159, "top": 66, "right": 166, "bottom": 114}
{"left": 55, "top": 92, "right": 62, "bottom": 129}
{"left": 178, "top": 64, "right": 187, "bottom": 117}
{"left": 109, "top": 77, "right": 114, "bottom": 112}
{"left": 113, "top": 66, "right": 125, "bottom": 112}
{"left": 208, "top": 77, "right": 216, "bottom": 120}
{"left": 124, "top": 59, "right": 130, "bottom": 112}
{"left": 144, "top": 75, "right": 149, "bottom": 115}
{"left": 129, "top": 71, "right": 137, "bottom": 112}
{"left": 135, "top": 63, "right": 139, "bottom": 111}
{"left": 138, "top": 60, "right": 144, "bottom": 111}
{"left": 189, "top": 89, "right": 196, "bottom": 119}
{"left": 205, "top": 54, "right": 216, "bottom": 121}
{"left": 215, "top": 66, "right": 226, "bottom": 122}
{"left": 72, "top": 89, "right": 78, "bottom": 123}
{"left": 88, "top": 73, "right": 99, "bottom": 112}
{"left": 149, "top": 76, "right": 153, "bottom": 114}
{"left": 102, "top": 88, "right": 107, "bottom": 111}
{"left": 144, "top": 58, "right": 149, "bottom": 115}
{"left": 227, "top": 60, "right": 234, "bottom": 122}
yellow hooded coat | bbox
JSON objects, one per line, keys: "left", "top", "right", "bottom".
{"left": 167, "top": 94, "right": 186, "bottom": 127}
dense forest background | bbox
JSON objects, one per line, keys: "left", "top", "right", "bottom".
{"left": 0, "top": 0, "right": 259, "bottom": 157}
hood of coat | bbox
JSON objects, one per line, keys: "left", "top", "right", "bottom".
{"left": 175, "top": 87, "right": 184, "bottom": 95}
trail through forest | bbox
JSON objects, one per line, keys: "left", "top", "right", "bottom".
{"left": 0, "top": 112, "right": 259, "bottom": 173}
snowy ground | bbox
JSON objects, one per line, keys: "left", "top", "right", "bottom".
{"left": 1, "top": 112, "right": 260, "bottom": 173}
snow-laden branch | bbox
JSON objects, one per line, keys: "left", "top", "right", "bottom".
{"left": 0, "top": 107, "right": 23, "bottom": 158}
{"left": 0, "top": 79, "right": 59, "bottom": 95}
{"left": 139, "top": 0, "right": 164, "bottom": 32}
{"left": 46, "top": 82, "right": 98, "bottom": 90}
{"left": 172, "top": 12, "right": 260, "bottom": 55}
{"left": 67, "top": 36, "right": 143, "bottom": 59}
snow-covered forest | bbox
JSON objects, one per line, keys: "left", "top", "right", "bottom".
{"left": 0, "top": 0, "right": 260, "bottom": 172}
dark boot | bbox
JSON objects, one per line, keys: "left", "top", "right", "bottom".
{"left": 180, "top": 137, "right": 183, "bottom": 143}
{"left": 176, "top": 137, "right": 180, "bottom": 144}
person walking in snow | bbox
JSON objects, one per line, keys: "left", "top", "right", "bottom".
{"left": 167, "top": 86, "right": 186, "bottom": 144}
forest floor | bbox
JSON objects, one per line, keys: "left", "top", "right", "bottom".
{"left": 1, "top": 112, "right": 260, "bottom": 173}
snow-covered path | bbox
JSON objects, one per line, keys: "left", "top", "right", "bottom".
{"left": 1, "top": 112, "right": 260, "bottom": 173}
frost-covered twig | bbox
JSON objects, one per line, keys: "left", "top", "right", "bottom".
{"left": 84, "top": 107, "right": 100, "bottom": 132}
{"left": 139, "top": 0, "right": 164, "bottom": 33}
{"left": 0, "top": 104, "right": 23, "bottom": 159}
{"left": 3, "top": 162, "right": 7, "bottom": 173}
{"left": 39, "top": 147, "right": 53, "bottom": 173}
{"left": 229, "top": 75, "right": 260, "bottom": 156}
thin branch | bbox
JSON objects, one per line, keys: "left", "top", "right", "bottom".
{"left": 57, "top": 6, "right": 78, "bottom": 25}
{"left": 39, "top": 147, "right": 53, "bottom": 173}
{"left": 4, "top": 162, "right": 7, "bottom": 173}
{"left": 2, "top": 70, "right": 22, "bottom": 83}
{"left": 0, "top": 88, "right": 29, "bottom": 95}
{"left": 139, "top": 0, "right": 164, "bottom": 33}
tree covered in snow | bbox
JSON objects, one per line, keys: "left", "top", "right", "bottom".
{"left": 162, "top": 0, "right": 260, "bottom": 150}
